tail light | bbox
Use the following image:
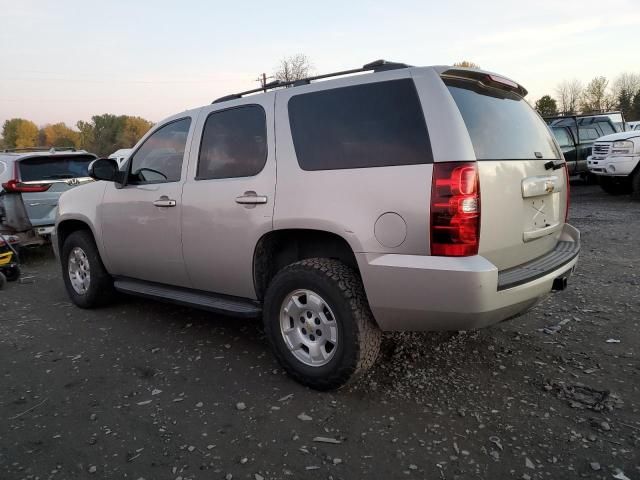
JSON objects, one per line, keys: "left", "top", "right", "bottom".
{"left": 2, "top": 179, "right": 52, "bottom": 193}
{"left": 1, "top": 162, "right": 51, "bottom": 193}
{"left": 430, "top": 162, "right": 480, "bottom": 256}
{"left": 563, "top": 162, "right": 570, "bottom": 222}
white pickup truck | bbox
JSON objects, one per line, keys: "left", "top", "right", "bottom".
{"left": 587, "top": 131, "right": 640, "bottom": 199}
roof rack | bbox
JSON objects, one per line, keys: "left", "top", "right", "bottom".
{"left": 1, "top": 146, "right": 77, "bottom": 153}
{"left": 212, "top": 59, "right": 411, "bottom": 104}
{"left": 544, "top": 111, "right": 624, "bottom": 121}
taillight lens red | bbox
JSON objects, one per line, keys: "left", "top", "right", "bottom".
{"left": 2, "top": 179, "right": 52, "bottom": 193}
{"left": 563, "top": 162, "right": 570, "bottom": 222}
{"left": 430, "top": 162, "right": 480, "bottom": 256}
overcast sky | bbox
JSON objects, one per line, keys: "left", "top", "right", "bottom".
{"left": 1, "top": 0, "right": 638, "bottom": 128}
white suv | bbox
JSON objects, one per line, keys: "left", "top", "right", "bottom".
{"left": 54, "top": 61, "right": 580, "bottom": 389}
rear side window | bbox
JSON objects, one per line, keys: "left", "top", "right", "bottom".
{"left": 288, "top": 79, "right": 432, "bottom": 170}
{"left": 579, "top": 128, "right": 599, "bottom": 141}
{"left": 598, "top": 122, "right": 615, "bottom": 136}
{"left": 197, "top": 105, "right": 267, "bottom": 180}
{"left": 445, "top": 78, "right": 560, "bottom": 160}
{"left": 552, "top": 128, "right": 572, "bottom": 148}
{"left": 19, "top": 155, "right": 96, "bottom": 182}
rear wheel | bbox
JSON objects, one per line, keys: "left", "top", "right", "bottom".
{"left": 4, "top": 265, "right": 20, "bottom": 282}
{"left": 599, "top": 176, "right": 631, "bottom": 195}
{"left": 61, "top": 230, "right": 115, "bottom": 308}
{"left": 0, "top": 272, "right": 6, "bottom": 290}
{"left": 263, "top": 258, "right": 381, "bottom": 390}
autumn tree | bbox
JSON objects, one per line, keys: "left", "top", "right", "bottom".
{"left": 41, "top": 122, "right": 79, "bottom": 148}
{"left": 535, "top": 95, "right": 558, "bottom": 117}
{"left": 274, "top": 54, "right": 313, "bottom": 83}
{"left": 453, "top": 60, "right": 481, "bottom": 69}
{"left": 116, "top": 116, "right": 153, "bottom": 148}
{"left": 1, "top": 118, "right": 39, "bottom": 149}
{"left": 581, "top": 76, "right": 612, "bottom": 113}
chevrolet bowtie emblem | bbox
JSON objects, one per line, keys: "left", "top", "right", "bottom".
{"left": 66, "top": 178, "right": 80, "bottom": 186}
{"left": 545, "top": 180, "right": 555, "bottom": 193}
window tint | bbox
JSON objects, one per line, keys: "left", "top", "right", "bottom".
{"left": 129, "top": 118, "right": 191, "bottom": 184}
{"left": 598, "top": 122, "right": 615, "bottom": 135}
{"left": 197, "top": 106, "right": 267, "bottom": 180}
{"left": 552, "top": 128, "right": 572, "bottom": 147}
{"left": 579, "top": 128, "right": 599, "bottom": 141}
{"left": 288, "top": 79, "right": 432, "bottom": 170}
{"left": 445, "top": 78, "right": 560, "bottom": 160}
{"left": 19, "top": 155, "right": 96, "bottom": 181}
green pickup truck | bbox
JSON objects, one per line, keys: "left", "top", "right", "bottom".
{"left": 546, "top": 114, "right": 621, "bottom": 179}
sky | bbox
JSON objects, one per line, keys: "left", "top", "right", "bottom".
{"left": 1, "top": 0, "right": 639, "bottom": 128}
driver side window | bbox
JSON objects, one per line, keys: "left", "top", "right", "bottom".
{"left": 128, "top": 117, "right": 191, "bottom": 184}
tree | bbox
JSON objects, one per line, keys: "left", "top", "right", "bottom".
{"left": 453, "top": 60, "right": 481, "bottom": 69}
{"left": 535, "top": 95, "right": 558, "bottom": 117}
{"left": 41, "top": 122, "right": 79, "bottom": 148}
{"left": 581, "top": 76, "right": 610, "bottom": 113}
{"left": 90, "top": 114, "right": 126, "bottom": 156}
{"left": 116, "top": 116, "right": 153, "bottom": 148}
{"left": 555, "top": 79, "right": 583, "bottom": 115}
{"left": 630, "top": 92, "right": 640, "bottom": 122}
{"left": 612, "top": 73, "right": 640, "bottom": 119}
{"left": 76, "top": 120, "right": 95, "bottom": 151}
{"left": 274, "top": 54, "right": 313, "bottom": 83}
{"left": 1, "top": 118, "right": 39, "bottom": 149}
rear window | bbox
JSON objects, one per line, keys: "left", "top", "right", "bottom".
{"left": 19, "top": 155, "right": 96, "bottom": 182}
{"left": 445, "top": 78, "right": 560, "bottom": 160}
{"left": 288, "top": 79, "right": 432, "bottom": 170}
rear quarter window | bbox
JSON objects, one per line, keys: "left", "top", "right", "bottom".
{"left": 288, "top": 79, "right": 432, "bottom": 170}
{"left": 445, "top": 78, "right": 560, "bottom": 160}
{"left": 19, "top": 155, "right": 96, "bottom": 182}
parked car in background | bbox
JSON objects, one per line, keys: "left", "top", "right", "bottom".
{"left": 54, "top": 61, "right": 580, "bottom": 389}
{"left": 588, "top": 131, "right": 640, "bottom": 198}
{"left": 546, "top": 114, "right": 620, "bottom": 180}
{"left": 108, "top": 148, "right": 133, "bottom": 169}
{"left": 0, "top": 148, "right": 96, "bottom": 245}
{"left": 626, "top": 121, "right": 640, "bottom": 131}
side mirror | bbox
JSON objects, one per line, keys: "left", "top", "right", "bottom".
{"left": 88, "top": 158, "right": 121, "bottom": 182}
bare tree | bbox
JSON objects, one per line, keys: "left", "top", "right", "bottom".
{"left": 555, "top": 79, "right": 583, "bottom": 115}
{"left": 274, "top": 54, "right": 313, "bottom": 83}
{"left": 612, "top": 72, "right": 640, "bottom": 98}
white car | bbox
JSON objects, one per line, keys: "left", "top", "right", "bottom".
{"left": 587, "top": 131, "right": 640, "bottom": 198}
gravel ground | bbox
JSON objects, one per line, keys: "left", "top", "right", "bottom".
{"left": 1, "top": 184, "right": 639, "bottom": 480}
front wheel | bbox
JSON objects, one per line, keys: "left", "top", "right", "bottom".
{"left": 263, "top": 258, "right": 381, "bottom": 390}
{"left": 599, "top": 176, "right": 631, "bottom": 195}
{"left": 61, "top": 230, "right": 115, "bottom": 308}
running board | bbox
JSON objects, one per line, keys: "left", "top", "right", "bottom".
{"left": 113, "top": 278, "right": 262, "bottom": 318}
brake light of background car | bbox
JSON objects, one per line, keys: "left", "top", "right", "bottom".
{"left": 430, "top": 162, "right": 480, "bottom": 256}
{"left": 1, "top": 179, "right": 52, "bottom": 193}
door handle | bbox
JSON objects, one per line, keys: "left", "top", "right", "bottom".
{"left": 153, "top": 196, "right": 177, "bottom": 207}
{"left": 235, "top": 192, "right": 268, "bottom": 205}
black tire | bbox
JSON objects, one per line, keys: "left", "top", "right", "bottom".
{"left": 4, "top": 265, "right": 20, "bottom": 282}
{"left": 61, "top": 230, "right": 115, "bottom": 308}
{"left": 631, "top": 169, "right": 640, "bottom": 201}
{"left": 0, "top": 272, "right": 6, "bottom": 290}
{"left": 600, "top": 176, "right": 631, "bottom": 195}
{"left": 263, "top": 258, "right": 381, "bottom": 390}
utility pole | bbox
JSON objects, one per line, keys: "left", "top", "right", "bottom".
{"left": 255, "top": 73, "right": 273, "bottom": 92}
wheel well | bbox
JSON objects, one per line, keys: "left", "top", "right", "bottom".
{"left": 56, "top": 220, "right": 92, "bottom": 252}
{"left": 253, "top": 229, "right": 359, "bottom": 301}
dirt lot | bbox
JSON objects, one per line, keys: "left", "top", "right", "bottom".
{"left": 1, "top": 184, "right": 638, "bottom": 480}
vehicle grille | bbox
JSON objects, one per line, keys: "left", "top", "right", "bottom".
{"left": 592, "top": 142, "right": 611, "bottom": 158}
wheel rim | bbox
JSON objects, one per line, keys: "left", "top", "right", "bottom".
{"left": 68, "top": 246, "right": 91, "bottom": 295}
{"left": 279, "top": 289, "right": 338, "bottom": 367}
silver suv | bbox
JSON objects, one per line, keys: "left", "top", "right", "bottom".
{"left": 54, "top": 61, "right": 580, "bottom": 389}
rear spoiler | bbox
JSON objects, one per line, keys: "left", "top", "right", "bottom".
{"left": 434, "top": 66, "right": 528, "bottom": 97}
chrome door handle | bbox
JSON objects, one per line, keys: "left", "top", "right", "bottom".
{"left": 235, "top": 193, "right": 268, "bottom": 205}
{"left": 153, "top": 196, "right": 177, "bottom": 207}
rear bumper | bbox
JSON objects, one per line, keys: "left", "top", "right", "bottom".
{"left": 357, "top": 224, "right": 580, "bottom": 331}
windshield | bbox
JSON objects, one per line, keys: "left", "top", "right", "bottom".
{"left": 444, "top": 77, "right": 560, "bottom": 160}
{"left": 19, "top": 155, "right": 96, "bottom": 182}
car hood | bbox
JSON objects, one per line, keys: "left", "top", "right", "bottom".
{"left": 596, "top": 131, "right": 640, "bottom": 142}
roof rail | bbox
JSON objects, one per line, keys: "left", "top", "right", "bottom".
{"left": 212, "top": 59, "right": 411, "bottom": 104}
{"left": 544, "top": 111, "right": 624, "bottom": 121}
{"left": 1, "top": 146, "right": 77, "bottom": 153}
